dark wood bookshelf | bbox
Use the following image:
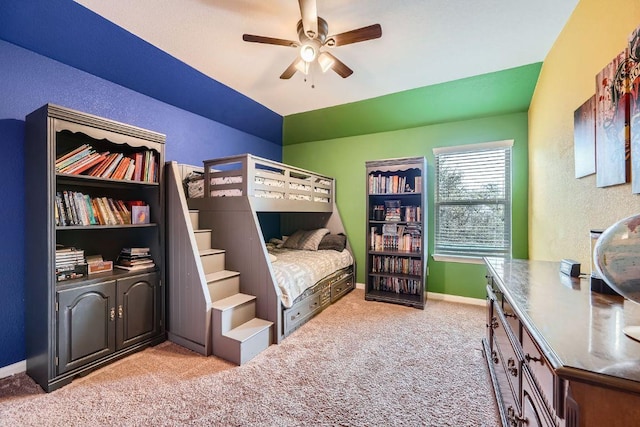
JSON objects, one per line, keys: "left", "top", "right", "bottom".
{"left": 25, "top": 104, "right": 166, "bottom": 392}
{"left": 365, "top": 157, "right": 427, "bottom": 309}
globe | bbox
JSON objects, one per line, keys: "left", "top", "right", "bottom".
{"left": 594, "top": 213, "right": 640, "bottom": 342}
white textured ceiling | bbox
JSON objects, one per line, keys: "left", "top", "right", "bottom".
{"left": 74, "top": 0, "right": 578, "bottom": 116}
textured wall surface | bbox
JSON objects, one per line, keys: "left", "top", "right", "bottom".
{"left": 0, "top": 39, "right": 280, "bottom": 370}
{"left": 284, "top": 112, "right": 529, "bottom": 299}
{"left": 529, "top": 0, "right": 640, "bottom": 266}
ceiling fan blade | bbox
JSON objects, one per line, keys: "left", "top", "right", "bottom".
{"left": 280, "top": 58, "right": 303, "bottom": 79}
{"left": 298, "top": 0, "right": 318, "bottom": 39}
{"left": 326, "top": 24, "right": 382, "bottom": 47}
{"left": 322, "top": 52, "right": 353, "bottom": 78}
{"left": 243, "top": 34, "right": 298, "bottom": 47}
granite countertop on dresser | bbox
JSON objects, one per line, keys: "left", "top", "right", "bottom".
{"left": 485, "top": 257, "right": 640, "bottom": 392}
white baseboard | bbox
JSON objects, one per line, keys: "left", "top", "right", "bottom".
{"left": 427, "top": 292, "right": 485, "bottom": 306}
{"left": 0, "top": 360, "right": 26, "bottom": 379}
{"left": 356, "top": 282, "right": 484, "bottom": 306}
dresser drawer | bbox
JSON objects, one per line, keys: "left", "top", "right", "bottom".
{"left": 502, "top": 297, "right": 521, "bottom": 344}
{"left": 522, "top": 366, "right": 556, "bottom": 427}
{"left": 522, "top": 328, "right": 561, "bottom": 416}
{"left": 330, "top": 276, "right": 353, "bottom": 303}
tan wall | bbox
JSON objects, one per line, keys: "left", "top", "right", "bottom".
{"left": 529, "top": 0, "right": 640, "bottom": 267}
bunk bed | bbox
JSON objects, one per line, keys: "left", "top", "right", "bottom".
{"left": 186, "top": 154, "right": 356, "bottom": 343}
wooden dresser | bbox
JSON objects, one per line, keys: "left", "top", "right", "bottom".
{"left": 483, "top": 257, "right": 640, "bottom": 426}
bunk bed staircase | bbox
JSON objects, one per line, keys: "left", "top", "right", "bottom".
{"left": 166, "top": 162, "right": 272, "bottom": 365}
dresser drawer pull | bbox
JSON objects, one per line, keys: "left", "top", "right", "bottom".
{"left": 491, "top": 350, "right": 499, "bottom": 364}
{"left": 504, "top": 312, "right": 517, "bottom": 319}
{"left": 490, "top": 317, "right": 499, "bottom": 329}
{"left": 525, "top": 353, "right": 544, "bottom": 365}
{"left": 507, "top": 406, "right": 528, "bottom": 426}
{"left": 507, "top": 358, "right": 518, "bottom": 377}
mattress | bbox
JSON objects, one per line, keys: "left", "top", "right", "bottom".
{"left": 268, "top": 247, "right": 353, "bottom": 308}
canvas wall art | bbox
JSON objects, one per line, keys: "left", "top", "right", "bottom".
{"left": 574, "top": 95, "right": 596, "bottom": 178}
{"left": 595, "top": 50, "right": 630, "bottom": 187}
{"left": 629, "top": 25, "right": 640, "bottom": 193}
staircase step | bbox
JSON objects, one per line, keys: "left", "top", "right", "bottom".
{"left": 224, "top": 318, "right": 273, "bottom": 342}
{"left": 212, "top": 293, "right": 256, "bottom": 335}
{"left": 200, "top": 249, "right": 225, "bottom": 274}
{"left": 211, "top": 293, "right": 256, "bottom": 312}
{"left": 189, "top": 210, "right": 199, "bottom": 229}
{"left": 194, "top": 229, "right": 212, "bottom": 251}
{"left": 212, "top": 317, "right": 273, "bottom": 365}
{"left": 207, "top": 270, "right": 240, "bottom": 302}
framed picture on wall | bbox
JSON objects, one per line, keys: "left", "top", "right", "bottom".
{"left": 574, "top": 95, "right": 596, "bottom": 178}
{"left": 629, "top": 25, "right": 640, "bottom": 193}
{"left": 595, "top": 50, "right": 630, "bottom": 188}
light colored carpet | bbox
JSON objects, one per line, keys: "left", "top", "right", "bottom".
{"left": 0, "top": 289, "right": 499, "bottom": 426}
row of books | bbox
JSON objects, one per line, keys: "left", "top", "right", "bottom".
{"left": 370, "top": 224, "right": 422, "bottom": 252}
{"left": 55, "top": 190, "right": 148, "bottom": 226}
{"left": 368, "top": 174, "right": 422, "bottom": 194}
{"left": 115, "top": 247, "right": 155, "bottom": 271}
{"left": 55, "top": 246, "right": 87, "bottom": 282}
{"left": 370, "top": 276, "right": 421, "bottom": 295}
{"left": 371, "top": 255, "right": 422, "bottom": 276}
{"left": 55, "top": 144, "right": 158, "bottom": 183}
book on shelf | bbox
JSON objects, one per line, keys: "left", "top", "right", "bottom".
{"left": 56, "top": 191, "right": 133, "bottom": 226}
{"left": 55, "top": 246, "right": 87, "bottom": 281}
{"left": 55, "top": 144, "right": 159, "bottom": 182}
{"left": 115, "top": 247, "right": 154, "bottom": 271}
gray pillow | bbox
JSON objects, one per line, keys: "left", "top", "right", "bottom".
{"left": 318, "top": 233, "right": 347, "bottom": 252}
{"left": 282, "top": 228, "right": 330, "bottom": 251}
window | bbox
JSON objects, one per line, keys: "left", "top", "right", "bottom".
{"left": 433, "top": 140, "right": 512, "bottom": 260}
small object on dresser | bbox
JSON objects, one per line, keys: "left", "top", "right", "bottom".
{"left": 560, "top": 259, "right": 581, "bottom": 277}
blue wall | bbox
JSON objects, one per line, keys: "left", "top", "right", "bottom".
{"left": 0, "top": 39, "right": 282, "bottom": 370}
{"left": 0, "top": 0, "right": 282, "bottom": 144}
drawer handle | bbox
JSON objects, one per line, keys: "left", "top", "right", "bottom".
{"left": 110, "top": 307, "right": 116, "bottom": 322}
{"left": 310, "top": 302, "right": 318, "bottom": 309}
{"left": 490, "top": 317, "right": 499, "bottom": 329}
{"left": 525, "top": 353, "right": 544, "bottom": 365}
{"left": 291, "top": 312, "right": 301, "bottom": 320}
{"left": 507, "top": 406, "right": 528, "bottom": 426}
{"left": 507, "top": 358, "right": 518, "bottom": 377}
{"left": 504, "top": 312, "right": 517, "bottom": 319}
{"left": 491, "top": 350, "right": 499, "bottom": 364}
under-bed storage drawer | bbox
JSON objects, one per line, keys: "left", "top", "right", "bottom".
{"left": 284, "top": 293, "right": 322, "bottom": 334}
{"left": 330, "top": 275, "right": 353, "bottom": 303}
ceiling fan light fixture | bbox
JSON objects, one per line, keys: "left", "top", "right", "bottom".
{"left": 294, "top": 59, "right": 311, "bottom": 75}
{"left": 300, "top": 43, "right": 316, "bottom": 62}
{"left": 318, "top": 52, "right": 334, "bottom": 73}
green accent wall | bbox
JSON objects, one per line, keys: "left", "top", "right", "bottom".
{"left": 282, "top": 65, "right": 535, "bottom": 300}
{"left": 283, "top": 62, "right": 542, "bottom": 145}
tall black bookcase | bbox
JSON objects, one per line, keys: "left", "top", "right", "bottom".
{"left": 24, "top": 104, "right": 166, "bottom": 391}
{"left": 365, "top": 157, "right": 427, "bottom": 309}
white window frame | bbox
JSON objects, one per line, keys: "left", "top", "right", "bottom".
{"left": 432, "top": 140, "right": 513, "bottom": 264}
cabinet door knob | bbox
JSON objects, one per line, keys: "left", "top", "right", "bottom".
{"left": 110, "top": 307, "right": 116, "bottom": 322}
{"left": 118, "top": 304, "right": 123, "bottom": 319}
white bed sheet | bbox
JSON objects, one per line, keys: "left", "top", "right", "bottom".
{"left": 268, "top": 247, "right": 353, "bottom": 308}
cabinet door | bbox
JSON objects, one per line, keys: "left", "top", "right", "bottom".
{"left": 57, "top": 281, "right": 117, "bottom": 374}
{"left": 116, "top": 272, "right": 159, "bottom": 350}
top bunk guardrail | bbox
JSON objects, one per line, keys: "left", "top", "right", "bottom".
{"left": 203, "top": 154, "right": 334, "bottom": 212}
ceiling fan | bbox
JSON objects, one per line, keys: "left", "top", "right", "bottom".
{"left": 242, "top": 0, "right": 382, "bottom": 79}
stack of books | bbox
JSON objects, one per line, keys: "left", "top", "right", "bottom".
{"left": 55, "top": 144, "right": 158, "bottom": 182}
{"left": 55, "top": 246, "right": 87, "bottom": 281}
{"left": 115, "top": 247, "right": 155, "bottom": 271}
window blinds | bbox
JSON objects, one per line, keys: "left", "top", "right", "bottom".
{"left": 434, "top": 141, "right": 512, "bottom": 258}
